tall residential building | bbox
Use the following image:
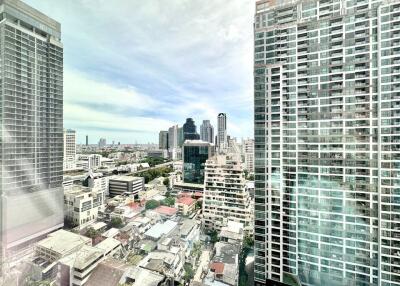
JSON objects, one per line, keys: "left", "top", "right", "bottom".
{"left": 63, "top": 129, "right": 76, "bottom": 171}
{"left": 242, "top": 138, "right": 254, "bottom": 174}
{"left": 183, "top": 118, "right": 200, "bottom": 141}
{"left": 178, "top": 126, "right": 184, "bottom": 147}
{"left": 159, "top": 130, "right": 169, "bottom": 150}
{"left": 182, "top": 140, "right": 214, "bottom": 184}
{"left": 0, "top": 0, "right": 63, "bottom": 265}
{"left": 254, "top": 1, "right": 400, "bottom": 286}
{"left": 203, "top": 154, "right": 253, "bottom": 233}
{"left": 217, "top": 113, "right": 227, "bottom": 152}
{"left": 200, "top": 120, "right": 214, "bottom": 143}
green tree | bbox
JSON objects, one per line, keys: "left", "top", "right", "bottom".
{"left": 110, "top": 217, "right": 124, "bottom": 228}
{"left": 161, "top": 197, "right": 175, "bottom": 207}
{"left": 163, "top": 177, "right": 170, "bottom": 186}
{"left": 85, "top": 227, "right": 100, "bottom": 239}
{"left": 183, "top": 263, "right": 195, "bottom": 281}
{"left": 145, "top": 200, "right": 160, "bottom": 210}
{"left": 208, "top": 229, "right": 219, "bottom": 244}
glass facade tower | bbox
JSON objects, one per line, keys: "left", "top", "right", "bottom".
{"left": 254, "top": 0, "right": 400, "bottom": 285}
{"left": 0, "top": 0, "right": 63, "bottom": 266}
{"left": 183, "top": 140, "right": 214, "bottom": 184}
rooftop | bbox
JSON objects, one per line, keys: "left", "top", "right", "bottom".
{"left": 176, "top": 196, "right": 195, "bottom": 206}
{"left": 154, "top": 205, "right": 178, "bottom": 216}
{"left": 86, "top": 258, "right": 129, "bottom": 286}
{"left": 144, "top": 220, "right": 178, "bottom": 240}
{"left": 109, "top": 175, "right": 143, "bottom": 182}
{"left": 73, "top": 245, "right": 104, "bottom": 270}
{"left": 125, "top": 266, "right": 165, "bottom": 286}
{"left": 37, "top": 230, "right": 91, "bottom": 257}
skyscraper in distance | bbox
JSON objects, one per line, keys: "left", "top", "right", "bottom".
{"left": 63, "top": 129, "right": 77, "bottom": 171}
{"left": 200, "top": 120, "right": 214, "bottom": 143}
{"left": 183, "top": 118, "right": 200, "bottom": 141}
{"left": 86, "top": 135, "right": 89, "bottom": 146}
{"left": 159, "top": 130, "right": 169, "bottom": 150}
{"left": 217, "top": 113, "right": 227, "bottom": 152}
{"left": 254, "top": 0, "right": 400, "bottom": 285}
{"left": 0, "top": 0, "right": 63, "bottom": 266}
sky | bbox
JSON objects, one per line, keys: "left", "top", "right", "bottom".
{"left": 25, "top": 0, "right": 255, "bottom": 144}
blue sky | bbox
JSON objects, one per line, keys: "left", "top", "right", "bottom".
{"left": 26, "top": 0, "right": 254, "bottom": 144}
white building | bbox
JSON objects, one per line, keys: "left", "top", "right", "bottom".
{"left": 242, "top": 138, "right": 254, "bottom": 173}
{"left": 83, "top": 171, "right": 109, "bottom": 196}
{"left": 108, "top": 176, "right": 144, "bottom": 198}
{"left": 77, "top": 154, "right": 102, "bottom": 171}
{"left": 64, "top": 186, "right": 105, "bottom": 229}
{"left": 64, "top": 129, "right": 77, "bottom": 171}
{"left": 203, "top": 154, "right": 253, "bottom": 233}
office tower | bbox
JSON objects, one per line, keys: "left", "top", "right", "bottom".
{"left": 182, "top": 140, "right": 214, "bottom": 184}
{"left": 159, "top": 130, "right": 169, "bottom": 150}
{"left": 168, "top": 125, "right": 179, "bottom": 149}
{"left": 200, "top": 120, "right": 214, "bottom": 143}
{"left": 98, "top": 138, "right": 106, "bottom": 148}
{"left": 254, "top": 1, "right": 400, "bottom": 286}
{"left": 183, "top": 118, "right": 200, "bottom": 140}
{"left": 203, "top": 154, "right": 253, "bottom": 233}
{"left": 178, "top": 126, "right": 184, "bottom": 147}
{"left": 63, "top": 129, "right": 77, "bottom": 171}
{"left": 243, "top": 138, "right": 254, "bottom": 174}
{"left": 0, "top": 0, "right": 63, "bottom": 265}
{"left": 217, "top": 113, "right": 227, "bottom": 152}
{"left": 85, "top": 135, "right": 89, "bottom": 146}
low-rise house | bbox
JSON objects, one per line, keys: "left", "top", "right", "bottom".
{"left": 175, "top": 196, "right": 196, "bottom": 216}
{"left": 204, "top": 242, "right": 240, "bottom": 286}
{"left": 219, "top": 221, "right": 244, "bottom": 246}
{"left": 144, "top": 220, "right": 178, "bottom": 241}
{"left": 131, "top": 216, "right": 152, "bottom": 234}
{"left": 139, "top": 250, "right": 184, "bottom": 282}
{"left": 85, "top": 258, "right": 129, "bottom": 286}
{"left": 83, "top": 171, "right": 109, "bottom": 196}
{"left": 153, "top": 205, "right": 178, "bottom": 219}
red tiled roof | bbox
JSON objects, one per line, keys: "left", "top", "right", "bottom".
{"left": 211, "top": 262, "right": 224, "bottom": 274}
{"left": 177, "top": 197, "right": 195, "bottom": 206}
{"left": 154, "top": 206, "right": 177, "bottom": 216}
{"left": 194, "top": 192, "right": 203, "bottom": 197}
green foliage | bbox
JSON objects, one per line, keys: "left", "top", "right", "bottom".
{"left": 110, "top": 217, "right": 124, "bottom": 228}
{"left": 145, "top": 200, "right": 160, "bottom": 210}
{"left": 161, "top": 197, "right": 175, "bottom": 207}
{"left": 140, "top": 156, "right": 168, "bottom": 167}
{"left": 85, "top": 227, "right": 100, "bottom": 239}
{"left": 195, "top": 200, "right": 202, "bottom": 209}
{"left": 243, "top": 235, "right": 254, "bottom": 248}
{"left": 208, "top": 229, "right": 219, "bottom": 244}
{"left": 163, "top": 177, "right": 170, "bottom": 186}
{"left": 183, "top": 263, "right": 195, "bottom": 281}
{"left": 64, "top": 217, "right": 78, "bottom": 229}
{"left": 247, "top": 174, "right": 255, "bottom": 180}
{"left": 138, "top": 166, "right": 173, "bottom": 183}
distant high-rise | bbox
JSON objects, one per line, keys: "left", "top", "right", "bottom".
{"left": 159, "top": 130, "right": 169, "bottom": 150}
{"left": 168, "top": 125, "right": 179, "bottom": 149}
{"left": 254, "top": 1, "right": 400, "bottom": 285}
{"left": 98, "top": 138, "right": 106, "bottom": 148}
{"left": 217, "top": 113, "right": 227, "bottom": 151}
{"left": 85, "top": 135, "right": 89, "bottom": 146}
{"left": 0, "top": 0, "right": 63, "bottom": 264}
{"left": 64, "top": 129, "right": 77, "bottom": 171}
{"left": 200, "top": 120, "right": 214, "bottom": 143}
{"left": 182, "top": 140, "right": 214, "bottom": 184}
{"left": 242, "top": 138, "right": 254, "bottom": 174}
{"left": 178, "top": 127, "right": 184, "bottom": 147}
{"left": 183, "top": 118, "right": 200, "bottom": 141}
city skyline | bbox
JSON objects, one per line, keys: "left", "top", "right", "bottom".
{"left": 24, "top": 0, "right": 255, "bottom": 144}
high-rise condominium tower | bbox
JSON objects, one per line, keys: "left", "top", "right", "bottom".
{"left": 254, "top": 0, "right": 400, "bottom": 286}
{"left": 200, "top": 120, "right": 214, "bottom": 143}
{"left": 217, "top": 113, "right": 227, "bottom": 151}
{"left": 63, "top": 129, "right": 76, "bottom": 171}
{"left": 0, "top": 0, "right": 63, "bottom": 264}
